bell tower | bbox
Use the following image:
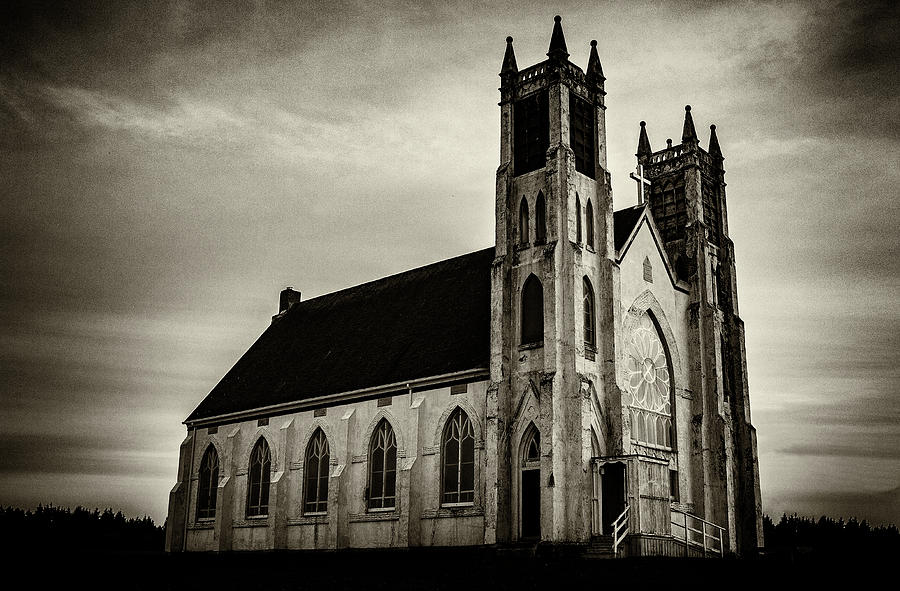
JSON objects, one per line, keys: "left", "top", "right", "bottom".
{"left": 485, "top": 16, "right": 615, "bottom": 544}
{"left": 635, "top": 112, "right": 764, "bottom": 554}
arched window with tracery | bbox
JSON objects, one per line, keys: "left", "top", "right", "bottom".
{"left": 304, "top": 428, "right": 330, "bottom": 514}
{"left": 585, "top": 199, "right": 594, "bottom": 249}
{"left": 623, "top": 312, "right": 674, "bottom": 448}
{"left": 583, "top": 277, "right": 596, "bottom": 351}
{"left": 246, "top": 437, "right": 271, "bottom": 517}
{"left": 575, "top": 194, "right": 582, "bottom": 243}
{"left": 519, "top": 197, "right": 530, "bottom": 245}
{"left": 521, "top": 274, "right": 544, "bottom": 345}
{"left": 442, "top": 408, "right": 475, "bottom": 505}
{"left": 368, "top": 419, "right": 397, "bottom": 510}
{"left": 535, "top": 192, "right": 547, "bottom": 244}
{"left": 197, "top": 444, "right": 219, "bottom": 520}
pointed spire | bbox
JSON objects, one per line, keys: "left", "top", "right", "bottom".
{"left": 637, "top": 121, "right": 652, "bottom": 157}
{"left": 682, "top": 105, "right": 698, "bottom": 144}
{"left": 501, "top": 36, "right": 518, "bottom": 75}
{"left": 708, "top": 124, "right": 722, "bottom": 158}
{"left": 547, "top": 15, "right": 569, "bottom": 60}
{"left": 587, "top": 40, "right": 605, "bottom": 82}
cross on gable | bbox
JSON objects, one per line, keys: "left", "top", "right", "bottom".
{"left": 629, "top": 163, "right": 652, "bottom": 205}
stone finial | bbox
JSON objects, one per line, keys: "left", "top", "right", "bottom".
{"left": 547, "top": 15, "right": 569, "bottom": 60}
{"left": 682, "top": 105, "right": 698, "bottom": 144}
{"left": 587, "top": 39, "right": 605, "bottom": 82}
{"left": 500, "top": 35, "right": 518, "bottom": 75}
{"left": 709, "top": 124, "right": 723, "bottom": 158}
{"left": 637, "top": 121, "right": 652, "bottom": 158}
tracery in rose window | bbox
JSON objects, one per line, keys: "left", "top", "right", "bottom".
{"left": 623, "top": 313, "right": 673, "bottom": 448}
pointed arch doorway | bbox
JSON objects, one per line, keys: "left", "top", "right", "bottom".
{"left": 520, "top": 426, "right": 541, "bottom": 539}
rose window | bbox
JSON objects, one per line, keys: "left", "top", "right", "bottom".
{"left": 624, "top": 313, "right": 673, "bottom": 447}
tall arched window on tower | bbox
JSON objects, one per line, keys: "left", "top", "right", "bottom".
{"left": 624, "top": 312, "right": 674, "bottom": 449}
{"left": 585, "top": 199, "right": 594, "bottom": 249}
{"left": 535, "top": 192, "right": 547, "bottom": 244}
{"left": 367, "top": 419, "right": 397, "bottom": 510}
{"left": 583, "top": 277, "right": 596, "bottom": 351}
{"left": 519, "top": 197, "right": 530, "bottom": 245}
{"left": 303, "top": 428, "right": 330, "bottom": 514}
{"left": 521, "top": 274, "right": 544, "bottom": 345}
{"left": 575, "top": 194, "right": 582, "bottom": 244}
{"left": 442, "top": 408, "right": 475, "bottom": 505}
{"left": 246, "top": 437, "right": 271, "bottom": 517}
{"left": 197, "top": 445, "right": 219, "bottom": 520}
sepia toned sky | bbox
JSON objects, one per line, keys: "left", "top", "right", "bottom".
{"left": 1, "top": 0, "right": 898, "bottom": 526}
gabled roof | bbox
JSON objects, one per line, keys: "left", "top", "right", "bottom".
{"left": 614, "top": 204, "right": 689, "bottom": 293}
{"left": 613, "top": 204, "right": 646, "bottom": 251}
{"left": 187, "top": 247, "right": 495, "bottom": 423}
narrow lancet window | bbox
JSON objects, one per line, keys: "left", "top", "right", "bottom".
{"left": 583, "top": 277, "right": 596, "bottom": 350}
{"left": 197, "top": 445, "right": 219, "bottom": 520}
{"left": 304, "top": 428, "right": 330, "bottom": 514}
{"left": 368, "top": 419, "right": 397, "bottom": 510}
{"left": 575, "top": 195, "right": 582, "bottom": 244}
{"left": 535, "top": 192, "right": 547, "bottom": 244}
{"left": 519, "top": 198, "right": 530, "bottom": 245}
{"left": 442, "top": 408, "right": 475, "bottom": 505}
{"left": 586, "top": 199, "right": 594, "bottom": 249}
{"left": 246, "top": 438, "right": 271, "bottom": 517}
{"left": 521, "top": 274, "right": 544, "bottom": 345}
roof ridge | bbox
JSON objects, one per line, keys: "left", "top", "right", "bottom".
{"left": 297, "top": 246, "right": 494, "bottom": 307}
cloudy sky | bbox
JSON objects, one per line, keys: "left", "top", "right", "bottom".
{"left": 1, "top": 0, "right": 898, "bottom": 526}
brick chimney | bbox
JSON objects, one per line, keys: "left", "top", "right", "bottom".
{"left": 279, "top": 287, "right": 301, "bottom": 313}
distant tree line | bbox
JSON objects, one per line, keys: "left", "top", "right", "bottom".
{"left": 0, "top": 504, "right": 165, "bottom": 552}
{"left": 764, "top": 513, "right": 899, "bottom": 560}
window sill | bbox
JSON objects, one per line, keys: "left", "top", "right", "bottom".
{"left": 366, "top": 506, "right": 397, "bottom": 513}
{"left": 350, "top": 511, "right": 399, "bottom": 523}
{"left": 518, "top": 341, "right": 544, "bottom": 351}
{"left": 515, "top": 243, "right": 530, "bottom": 252}
{"left": 188, "top": 521, "right": 215, "bottom": 530}
{"left": 440, "top": 502, "right": 475, "bottom": 509}
{"left": 630, "top": 440, "right": 674, "bottom": 453}
{"left": 585, "top": 245, "right": 596, "bottom": 253}
{"left": 422, "top": 506, "right": 483, "bottom": 520}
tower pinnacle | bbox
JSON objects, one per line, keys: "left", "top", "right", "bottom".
{"left": 501, "top": 36, "right": 518, "bottom": 75}
{"left": 682, "top": 105, "right": 698, "bottom": 144}
{"left": 547, "top": 15, "right": 569, "bottom": 60}
{"left": 587, "top": 40, "right": 605, "bottom": 82}
{"left": 708, "top": 124, "right": 722, "bottom": 158}
{"left": 637, "top": 121, "right": 652, "bottom": 158}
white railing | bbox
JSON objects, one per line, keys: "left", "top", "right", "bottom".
{"left": 612, "top": 505, "right": 629, "bottom": 556}
{"left": 670, "top": 508, "right": 725, "bottom": 556}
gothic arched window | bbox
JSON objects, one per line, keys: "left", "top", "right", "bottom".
{"left": 368, "top": 419, "right": 397, "bottom": 510}
{"left": 303, "top": 429, "right": 330, "bottom": 514}
{"left": 442, "top": 408, "right": 475, "bottom": 505}
{"left": 575, "top": 194, "right": 582, "bottom": 243}
{"left": 197, "top": 445, "right": 219, "bottom": 520}
{"left": 624, "top": 313, "right": 674, "bottom": 448}
{"left": 523, "top": 427, "right": 540, "bottom": 464}
{"left": 535, "top": 192, "right": 547, "bottom": 244}
{"left": 246, "top": 437, "right": 271, "bottom": 517}
{"left": 583, "top": 277, "right": 596, "bottom": 350}
{"left": 585, "top": 199, "right": 594, "bottom": 249}
{"left": 521, "top": 274, "right": 544, "bottom": 345}
{"left": 519, "top": 197, "right": 530, "bottom": 245}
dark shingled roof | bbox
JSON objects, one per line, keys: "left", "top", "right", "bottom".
{"left": 613, "top": 205, "right": 646, "bottom": 252}
{"left": 187, "top": 247, "right": 495, "bottom": 422}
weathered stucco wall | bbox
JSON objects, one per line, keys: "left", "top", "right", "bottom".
{"left": 169, "top": 379, "right": 491, "bottom": 551}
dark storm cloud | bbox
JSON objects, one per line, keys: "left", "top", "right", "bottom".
{"left": 0, "top": 432, "right": 171, "bottom": 478}
{"left": 738, "top": 0, "right": 900, "bottom": 140}
{"left": 773, "top": 486, "right": 900, "bottom": 526}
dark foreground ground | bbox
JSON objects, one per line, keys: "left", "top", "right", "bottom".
{"left": 9, "top": 545, "right": 893, "bottom": 590}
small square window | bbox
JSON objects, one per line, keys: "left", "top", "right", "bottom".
{"left": 257, "top": 418, "right": 269, "bottom": 427}
{"left": 377, "top": 397, "right": 392, "bottom": 407}
{"left": 314, "top": 408, "right": 327, "bottom": 418}
{"left": 450, "top": 383, "right": 467, "bottom": 395}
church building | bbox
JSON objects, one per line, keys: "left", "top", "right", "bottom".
{"left": 166, "top": 16, "right": 763, "bottom": 557}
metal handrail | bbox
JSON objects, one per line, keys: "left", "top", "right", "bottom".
{"left": 670, "top": 508, "right": 725, "bottom": 556}
{"left": 612, "top": 505, "right": 629, "bottom": 556}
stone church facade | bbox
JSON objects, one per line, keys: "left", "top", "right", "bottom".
{"left": 166, "top": 17, "right": 763, "bottom": 557}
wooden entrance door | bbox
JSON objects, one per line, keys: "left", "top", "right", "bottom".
{"left": 601, "top": 462, "right": 626, "bottom": 535}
